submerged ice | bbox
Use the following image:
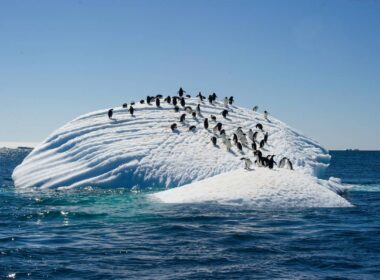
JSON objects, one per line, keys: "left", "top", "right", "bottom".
{"left": 12, "top": 93, "right": 348, "bottom": 207}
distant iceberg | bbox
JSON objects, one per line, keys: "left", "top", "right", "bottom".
{"left": 12, "top": 96, "right": 349, "bottom": 207}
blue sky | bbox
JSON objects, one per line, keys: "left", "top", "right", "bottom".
{"left": 0, "top": 0, "right": 379, "bottom": 150}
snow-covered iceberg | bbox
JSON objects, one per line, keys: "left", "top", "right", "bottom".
{"left": 12, "top": 96, "right": 349, "bottom": 206}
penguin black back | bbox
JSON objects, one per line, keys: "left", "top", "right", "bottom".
{"left": 204, "top": 118, "right": 209, "bottom": 129}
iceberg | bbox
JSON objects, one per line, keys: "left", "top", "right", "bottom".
{"left": 12, "top": 96, "right": 350, "bottom": 207}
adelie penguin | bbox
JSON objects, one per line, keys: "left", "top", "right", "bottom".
{"left": 263, "top": 110, "right": 269, "bottom": 120}
{"left": 129, "top": 106, "right": 134, "bottom": 116}
{"left": 185, "top": 106, "right": 193, "bottom": 113}
{"left": 279, "top": 157, "right": 293, "bottom": 170}
{"left": 256, "top": 123, "right": 263, "bottom": 131}
{"left": 180, "top": 113, "right": 186, "bottom": 122}
{"left": 208, "top": 95, "right": 213, "bottom": 104}
{"left": 156, "top": 94, "right": 163, "bottom": 99}
{"left": 196, "top": 104, "right": 201, "bottom": 115}
{"left": 180, "top": 98, "right": 185, "bottom": 107}
{"left": 267, "top": 155, "right": 277, "bottom": 169}
{"left": 251, "top": 142, "right": 257, "bottom": 151}
{"left": 174, "top": 106, "right": 180, "bottom": 112}
{"left": 204, "top": 118, "right": 209, "bottom": 129}
{"left": 211, "top": 136, "right": 217, "bottom": 146}
{"left": 212, "top": 92, "right": 217, "bottom": 101}
{"left": 146, "top": 96, "right": 152, "bottom": 105}
{"left": 252, "top": 105, "right": 258, "bottom": 112}
{"left": 263, "top": 132, "right": 268, "bottom": 143}
{"left": 172, "top": 97, "right": 178, "bottom": 106}
{"left": 229, "top": 96, "right": 234, "bottom": 105}
{"left": 186, "top": 94, "right": 191, "bottom": 98}
{"left": 164, "top": 96, "right": 171, "bottom": 104}
{"left": 237, "top": 142, "right": 243, "bottom": 152}
{"left": 178, "top": 87, "right": 185, "bottom": 97}
{"left": 122, "top": 103, "right": 128, "bottom": 108}
{"left": 210, "top": 115, "right": 217, "bottom": 121}
{"left": 156, "top": 98, "right": 160, "bottom": 107}
{"left": 140, "top": 100, "right": 145, "bottom": 104}
{"left": 222, "top": 109, "right": 228, "bottom": 118}
{"left": 260, "top": 139, "right": 265, "bottom": 149}
{"left": 189, "top": 125, "right": 196, "bottom": 132}
{"left": 170, "top": 123, "right": 177, "bottom": 131}
{"left": 240, "top": 157, "right": 253, "bottom": 170}
{"left": 192, "top": 112, "right": 196, "bottom": 118}
{"left": 233, "top": 133, "right": 238, "bottom": 144}
{"left": 223, "top": 97, "right": 229, "bottom": 107}
{"left": 108, "top": 109, "right": 113, "bottom": 119}
{"left": 130, "top": 101, "right": 135, "bottom": 105}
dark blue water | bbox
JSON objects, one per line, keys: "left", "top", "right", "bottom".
{"left": 1, "top": 149, "right": 380, "bottom": 279}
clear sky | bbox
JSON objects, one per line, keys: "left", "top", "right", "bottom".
{"left": 0, "top": 0, "right": 379, "bottom": 150}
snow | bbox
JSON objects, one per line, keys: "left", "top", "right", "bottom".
{"left": 11, "top": 96, "right": 349, "bottom": 207}
{"left": 151, "top": 169, "right": 352, "bottom": 207}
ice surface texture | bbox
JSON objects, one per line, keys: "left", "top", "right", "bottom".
{"left": 13, "top": 97, "right": 331, "bottom": 192}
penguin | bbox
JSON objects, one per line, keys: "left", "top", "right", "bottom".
{"left": 252, "top": 131, "right": 258, "bottom": 141}
{"left": 211, "top": 136, "right": 217, "bottom": 146}
{"left": 189, "top": 125, "right": 196, "bottom": 131}
{"left": 197, "top": 92, "right": 205, "bottom": 102}
{"left": 156, "top": 94, "right": 163, "bottom": 99}
{"left": 180, "top": 98, "right": 185, "bottom": 107}
{"left": 229, "top": 96, "right": 234, "bottom": 105}
{"left": 146, "top": 96, "right": 152, "bottom": 105}
{"left": 237, "top": 142, "right": 243, "bottom": 152}
{"left": 178, "top": 87, "right": 185, "bottom": 97}
{"left": 256, "top": 123, "right": 263, "bottom": 131}
{"left": 208, "top": 95, "right": 213, "bottom": 104}
{"left": 239, "top": 134, "right": 249, "bottom": 147}
{"left": 260, "top": 139, "right": 265, "bottom": 149}
{"left": 220, "top": 129, "right": 226, "bottom": 137}
{"left": 192, "top": 112, "right": 196, "bottom": 118}
{"left": 223, "top": 97, "right": 229, "bottom": 107}
{"left": 233, "top": 133, "right": 238, "bottom": 144}
{"left": 251, "top": 142, "right": 257, "bottom": 151}
{"left": 130, "top": 102, "right": 135, "bottom": 105}
{"left": 170, "top": 123, "right": 177, "bottom": 131}
{"left": 108, "top": 109, "right": 113, "bottom": 119}
{"left": 214, "top": 122, "right": 222, "bottom": 132}
{"left": 252, "top": 106, "right": 258, "bottom": 112}
{"left": 264, "top": 132, "right": 268, "bottom": 143}
{"left": 186, "top": 94, "right": 191, "bottom": 98}
{"left": 185, "top": 106, "right": 193, "bottom": 113}
{"left": 196, "top": 104, "right": 201, "bottom": 115}
{"left": 224, "top": 138, "right": 232, "bottom": 151}
{"left": 221, "top": 109, "right": 228, "bottom": 118}
{"left": 204, "top": 118, "right": 209, "bottom": 129}
{"left": 180, "top": 113, "right": 186, "bottom": 123}
{"left": 156, "top": 98, "right": 160, "bottom": 107}
{"left": 212, "top": 92, "right": 217, "bottom": 101}
{"left": 210, "top": 115, "right": 217, "bottom": 122}
{"left": 267, "top": 155, "right": 277, "bottom": 169}
{"left": 172, "top": 97, "right": 178, "bottom": 106}
{"left": 240, "top": 157, "right": 253, "bottom": 170}
{"left": 174, "top": 106, "right": 180, "bottom": 112}
{"left": 263, "top": 110, "right": 269, "bottom": 120}
{"left": 140, "top": 100, "right": 145, "bottom": 104}
{"left": 279, "top": 157, "right": 293, "bottom": 170}
{"left": 164, "top": 96, "right": 172, "bottom": 104}
{"left": 129, "top": 106, "right": 134, "bottom": 116}
{"left": 122, "top": 103, "right": 128, "bottom": 108}
{"left": 248, "top": 129, "right": 254, "bottom": 141}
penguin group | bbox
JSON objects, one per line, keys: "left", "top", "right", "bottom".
{"left": 106, "top": 87, "right": 294, "bottom": 171}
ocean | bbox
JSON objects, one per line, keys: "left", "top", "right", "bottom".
{"left": 1, "top": 149, "right": 379, "bottom": 279}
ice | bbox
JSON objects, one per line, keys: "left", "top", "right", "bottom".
{"left": 12, "top": 96, "right": 348, "bottom": 207}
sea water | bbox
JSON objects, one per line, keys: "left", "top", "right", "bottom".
{"left": 0, "top": 149, "right": 379, "bottom": 279}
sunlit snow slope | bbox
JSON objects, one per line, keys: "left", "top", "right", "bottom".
{"left": 13, "top": 97, "right": 332, "bottom": 193}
